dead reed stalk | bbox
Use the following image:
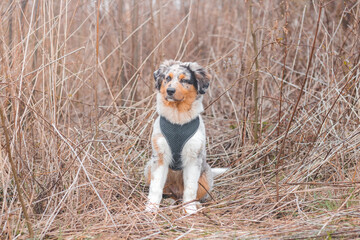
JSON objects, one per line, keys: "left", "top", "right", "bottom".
{"left": 0, "top": 104, "right": 34, "bottom": 238}
{"left": 246, "top": 0, "right": 260, "bottom": 144}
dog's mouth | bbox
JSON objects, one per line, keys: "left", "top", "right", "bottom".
{"left": 165, "top": 96, "right": 184, "bottom": 102}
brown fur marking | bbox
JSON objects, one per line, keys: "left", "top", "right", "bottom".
{"left": 152, "top": 134, "right": 164, "bottom": 166}
{"left": 146, "top": 168, "right": 151, "bottom": 185}
{"left": 179, "top": 73, "right": 186, "bottom": 79}
{"left": 163, "top": 169, "right": 184, "bottom": 199}
{"left": 196, "top": 172, "right": 210, "bottom": 200}
{"left": 163, "top": 170, "right": 209, "bottom": 200}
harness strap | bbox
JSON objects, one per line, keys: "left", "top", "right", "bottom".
{"left": 160, "top": 116, "right": 200, "bottom": 170}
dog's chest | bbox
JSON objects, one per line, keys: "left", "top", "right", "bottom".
{"left": 160, "top": 116, "right": 200, "bottom": 170}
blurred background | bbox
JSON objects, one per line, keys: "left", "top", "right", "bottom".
{"left": 0, "top": 0, "right": 359, "bottom": 238}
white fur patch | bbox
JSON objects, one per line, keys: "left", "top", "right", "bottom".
{"left": 156, "top": 94, "right": 204, "bottom": 125}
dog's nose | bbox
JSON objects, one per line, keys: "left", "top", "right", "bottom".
{"left": 167, "top": 88, "right": 176, "bottom": 96}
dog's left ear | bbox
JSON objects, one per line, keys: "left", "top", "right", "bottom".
{"left": 184, "top": 62, "right": 210, "bottom": 94}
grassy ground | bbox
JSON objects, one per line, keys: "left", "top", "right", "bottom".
{"left": 0, "top": 0, "right": 360, "bottom": 239}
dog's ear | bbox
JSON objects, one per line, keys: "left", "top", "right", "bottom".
{"left": 183, "top": 62, "right": 210, "bottom": 94}
{"left": 154, "top": 60, "right": 179, "bottom": 90}
{"left": 153, "top": 69, "right": 163, "bottom": 90}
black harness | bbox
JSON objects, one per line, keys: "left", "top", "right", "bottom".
{"left": 160, "top": 116, "right": 200, "bottom": 170}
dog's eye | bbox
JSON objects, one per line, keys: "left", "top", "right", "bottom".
{"left": 180, "top": 79, "right": 190, "bottom": 84}
{"left": 166, "top": 76, "right": 172, "bottom": 81}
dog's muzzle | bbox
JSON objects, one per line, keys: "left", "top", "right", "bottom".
{"left": 165, "top": 87, "right": 178, "bottom": 101}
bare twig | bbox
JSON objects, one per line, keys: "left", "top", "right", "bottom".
{"left": 0, "top": 104, "right": 34, "bottom": 238}
{"left": 247, "top": 0, "right": 260, "bottom": 144}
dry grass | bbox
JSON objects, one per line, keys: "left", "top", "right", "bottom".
{"left": 1, "top": 0, "right": 360, "bottom": 239}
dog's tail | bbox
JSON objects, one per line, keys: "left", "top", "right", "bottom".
{"left": 211, "top": 168, "right": 228, "bottom": 177}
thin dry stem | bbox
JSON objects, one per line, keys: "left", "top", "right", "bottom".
{"left": 0, "top": 104, "right": 34, "bottom": 238}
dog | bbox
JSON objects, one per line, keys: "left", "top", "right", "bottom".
{"left": 144, "top": 60, "right": 226, "bottom": 214}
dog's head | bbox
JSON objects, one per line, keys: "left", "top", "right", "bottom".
{"left": 153, "top": 60, "right": 210, "bottom": 103}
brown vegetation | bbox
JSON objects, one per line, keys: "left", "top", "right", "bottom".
{"left": 0, "top": 0, "right": 360, "bottom": 239}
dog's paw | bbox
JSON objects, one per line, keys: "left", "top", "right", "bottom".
{"left": 145, "top": 202, "right": 159, "bottom": 213}
{"left": 184, "top": 202, "right": 199, "bottom": 215}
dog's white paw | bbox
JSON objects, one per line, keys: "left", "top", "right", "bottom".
{"left": 184, "top": 202, "right": 199, "bottom": 215}
{"left": 145, "top": 202, "right": 159, "bottom": 213}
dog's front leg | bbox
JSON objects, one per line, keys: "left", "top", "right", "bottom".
{"left": 146, "top": 160, "right": 168, "bottom": 212}
{"left": 183, "top": 162, "right": 201, "bottom": 214}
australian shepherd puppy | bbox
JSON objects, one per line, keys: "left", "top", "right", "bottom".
{"left": 145, "top": 60, "right": 226, "bottom": 214}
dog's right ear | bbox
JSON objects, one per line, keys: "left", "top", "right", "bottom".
{"left": 154, "top": 60, "right": 179, "bottom": 90}
{"left": 153, "top": 69, "right": 163, "bottom": 90}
